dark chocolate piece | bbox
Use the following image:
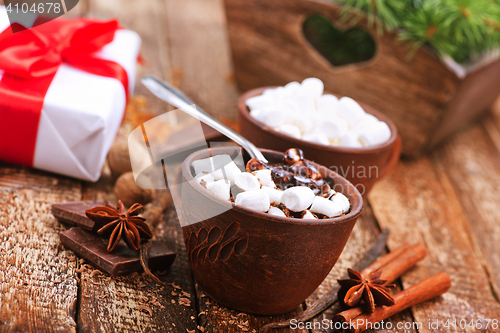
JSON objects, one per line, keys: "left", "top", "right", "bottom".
{"left": 60, "top": 227, "right": 176, "bottom": 276}
{"left": 52, "top": 201, "right": 106, "bottom": 231}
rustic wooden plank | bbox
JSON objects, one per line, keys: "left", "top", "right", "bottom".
{"left": 77, "top": 155, "right": 198, "bottom": 332}
{"left": 368, "top": 155, "right": 500, "bottom": 332}
{"left": 486, "top": 97, "right": 500, "bottom": 153}
{"left": 81, "top": 163, "right": 115, "bottom": 203}
{"left": 164, "top": 0, "right": 240, "bottom": 121}
{"left": 196, "top": 286, "right": 307, "bottom": 333}
{"left": 0, "top": 167, "right": 82, "bottom": 332}
{"left": 433, "top": 123, "right": 500, "bottom": 303}
{"left": 308, "top": 203, "right": 416, "bottom": 333}
{"left": 86, "top": 0, "right": 173, "bottom": 116}
{"left": 0, "top": 164, "right": 82, "bottom": 201}
{"left": 76, "top": 195, "right": 198, "bottom": 333}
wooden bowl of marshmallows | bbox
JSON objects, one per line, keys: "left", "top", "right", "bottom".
{"left": 175, "top": 146, "right": 363, "bottom": 315}
{"left": 238, "top": 78, "right": 402, "bottom": 195}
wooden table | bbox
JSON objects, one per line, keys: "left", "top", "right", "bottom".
{"left": 2, "top": 0, "right": 500, "bottom": 332}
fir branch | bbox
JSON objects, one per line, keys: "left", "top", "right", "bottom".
{"left": 333, "top": 0, "right": 500, "bottom": 63}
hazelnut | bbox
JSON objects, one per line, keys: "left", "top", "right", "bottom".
{"left": 245, "top": 158, "right": 266, "bottom": 172}
{"left": 108, "top": 133, "right": 150, "bottom": 179}
{"left": 283, "top": 148, "right": 303, "bottom": 165}
{"left": 108, "top": 136, "right": 132, "bottom": 179}
{"left": 114, "top": 172, "right": 155, "bottom": 207}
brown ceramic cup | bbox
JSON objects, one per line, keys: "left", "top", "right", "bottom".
{"left": 177, "top": 146, "right": 363, "bottom": 315}
{"left": 238, "top": 87, "right": 402, "bottom": 195}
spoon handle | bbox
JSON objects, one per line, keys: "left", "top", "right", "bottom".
{"left": 141, "top": 75, "right": 268, "bottom": 163}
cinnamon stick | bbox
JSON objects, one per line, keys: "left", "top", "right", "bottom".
{"left": 369, "top": 243, "right": 427, "bottom": 283}
{"left": 336, "top": 243, "right": 427, "bottom": 321}
{"left": 334, "top": 272, "right": 451, "bottom": 333}
{"left": 359, "top": 243, "right": 411, "bottom": 277}
{"left": 259, "top": 229, "right": 390, "bottom": 333}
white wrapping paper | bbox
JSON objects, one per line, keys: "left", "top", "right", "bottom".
{"left": 0, "top": 6, "right": 141, "bottom": 181}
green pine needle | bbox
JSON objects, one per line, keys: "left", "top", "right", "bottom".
{"left": 334, "top": 0, "right": 500, "bottom": 63}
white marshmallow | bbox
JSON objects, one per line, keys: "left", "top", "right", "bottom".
{"left": 246, "top": 94, "right": 275, "bottom": 110}
{"left": 302, "top": 132, "right": 330, "bottom": 146}
{"left": 359, "top": 121, "right": 391, "bottom": 147}
{"left": 280, "top": 100, "right": 301, "bottom": 116}
{"left": 192, "top": 155, "right": 231, "bottom": 175}
{"left": 234, "top": 172, "right": 261, "bottom": 192}
{"left": 330, "top": 192, "right": 351, "bottom": 214}
{"left": 283, "top": 81, "right": 301, "bottom": 96}
{"left": 325, "top": 190, "right": 336, "bottom": 199}
{"left": 268, "top": 206, "right": 287, "bottom": 218}
{"left": 310, "top": 108, "right": 338, "bottom": 126}
{"left": 278, "top": 124, "right": 301, "bottom": 139}
{"left": 301, "top": 78, "right": 324, "bottom": 98}
{"left": 262, "top": 87, "right": 287, "bottom": 101}
{"left": 262, "top": 186, "right": 283, "bottom": 204}
{"left": 316, "top": 94, "right": 338, "bottom": 110}
{"left": 235, "top": 189, "right": 270, "bottom": 213}
{"left": 260, "top": 106, "right": 287, "bottom": 128}
{"left": 250, "top": 108, "right": 267, "bottom": 124}
{"left": 281, "top": 186, "right": 315, "bottom": 212}
{"left": 210, "top": 161, "right": 242, "bottom": 184}
{"left": 293, "top": 115, "right": 315, "bottom": 133}
{"left": 207, "top": 179, "right": 231, "bottom": 201}
{"left": 339, "top": 132, "right": 363, "bottom": 148}
{"left": 254, "top": 169, "right": 275, "bottom": 188}
{"left": 337, "top": 97, "right": 366, "bottom": 127}
{"left": 273, "top": 87, "right": 288, "bottom": 100}
{"left": 302, "top": 210, "right": 317, "bottom": 219}
{"left": 262, "top": 88, "right": 275, "bottom": 97}
{"left": 318, "top": 116, "right": 349, "bottom": 139}
{"left": 350, "top": 114, "right": 379, "bottom": 136}
{"left": 291, "top": 94, "right": 316, "bottom": 113}
{"left": 310, "top": 196, "right": 343, "bottom": 217}
{"left": 195, "top": 173, "right": 215, "bottom": 186}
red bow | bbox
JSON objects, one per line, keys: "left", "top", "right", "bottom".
{"left": 0, "top": 18, "right": 128, "bottom": 167}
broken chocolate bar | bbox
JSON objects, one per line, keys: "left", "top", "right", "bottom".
{"left": 52, "top": 201, "right": 106, "bottom": 231}
{"left": 60, "top": 227, "right": 176, "bottom": 276}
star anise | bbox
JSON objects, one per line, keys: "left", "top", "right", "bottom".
{"left": 85, "top": 200, "right": 152, "bottom": 252}
{"left": 337, "top": 268, "right": 395, "bottom": 313}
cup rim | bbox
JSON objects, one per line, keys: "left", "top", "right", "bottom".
{"left": 181, "top": 147, "right": 363, "bottom": 226}
{"left": 238, "top": 86, "right": 398, "bottom": 155}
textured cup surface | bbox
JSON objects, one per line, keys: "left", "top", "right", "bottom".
{"left": 239, "top": 87, "right": 402, "bottom": 195}
{"left": 178, "top": 147, "right": 363, "bottom": 315}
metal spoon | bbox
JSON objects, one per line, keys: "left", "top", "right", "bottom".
{"left": 141, "top": 75, "right": 268, "bottom": 163}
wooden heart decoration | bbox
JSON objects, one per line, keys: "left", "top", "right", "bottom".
{"left": 5, "top": 0, "right": 79, "bottom": 33}
{"left": 303, "top": 14, "right": 376, "bottom": 66}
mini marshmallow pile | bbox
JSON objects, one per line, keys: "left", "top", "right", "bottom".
{"left": 192, "top": 154, "right": 351, "bottom": 219}
{"left": 246, "top": 78, "right": 391, "bottom": 148}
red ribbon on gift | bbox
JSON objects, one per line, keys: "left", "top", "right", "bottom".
{"left": 0, "top": 19, "right": 128, "bottom": 167}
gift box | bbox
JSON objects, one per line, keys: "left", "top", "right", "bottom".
{"left": 0, "top": 6, "right": 141, "bottom": 181}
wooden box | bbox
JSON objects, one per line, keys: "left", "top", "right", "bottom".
{"left": 223, "top": 0, "right": 500, "bottom": 157}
